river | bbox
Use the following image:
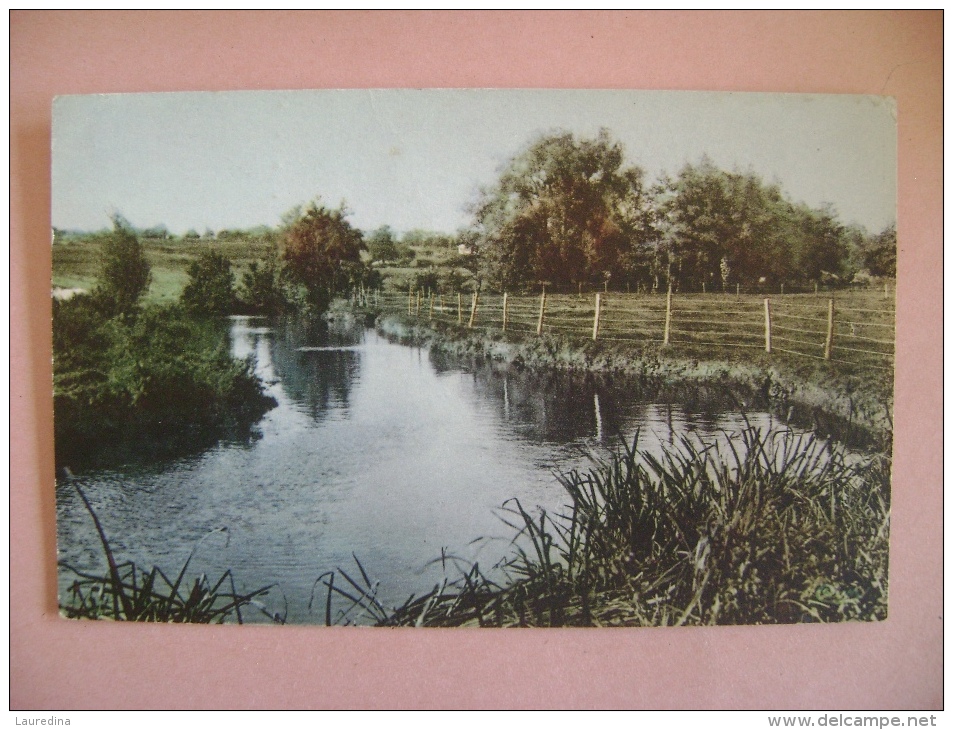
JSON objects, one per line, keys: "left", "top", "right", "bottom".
{"left": 56, "top": 314, "right": 791, "bottom": 624}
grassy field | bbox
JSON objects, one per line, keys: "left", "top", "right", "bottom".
{"left": 52, "top": 231, "right": 461, "bottom": 303}
{"left": 52, "top": 233, "right": 277, "bottom": 303}
{"left": 374, "top": 287, "right": 895, "bottom": 405}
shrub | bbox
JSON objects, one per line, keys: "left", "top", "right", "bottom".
{"left": 53, "top": 297, "right": 276, "bottom": 468}
{"left": 93, "top": 215, "right": 151, "bottom": 316}
{"left": 240, "top": 245, "right": 289, "bottom": 315}
{"left": 181, "top": 249, "right": 235, "bottom": 316}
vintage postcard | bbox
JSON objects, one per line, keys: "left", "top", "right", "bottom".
{"left": 52, "top": 89, "right": 896, "bottom": 626}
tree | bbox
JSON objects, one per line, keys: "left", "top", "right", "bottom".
{"left": 789, "top": 203, "right": 847, "bottom": 283}
{"left": 366, "top": 225, "right": 400, "bottom": 263}
{"left": 473, "top": 129, "right": 650, "bottom": 290}
{"left": 863, "top": 223, "right": 897, "bottom": 277}
{"left": 142, "top": 223, "right": 170, "bottom": 239}
{"left": 655, "top": 160, "right": 849, "bottom": 290}
{"left": 282, "top": 200, "right": 366, "bottom": 310}
{"left": 93, "top": 215, "right": 151, "bottom": 315}
{"left": 182, "top": 249, "right": 235, "bottom": 316}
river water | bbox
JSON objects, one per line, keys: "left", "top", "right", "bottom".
{"left": 56, "top": 315, "right": 790, "bottom": 624}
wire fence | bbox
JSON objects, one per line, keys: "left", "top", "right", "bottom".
{"left": 358, "top": 286, "right": 895, "bottom": 372}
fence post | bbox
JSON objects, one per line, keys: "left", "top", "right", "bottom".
{"left": 824, "top": 298, "right": 834, "bottom": 360}
{"left": 780, "top": 283, "right": 785, "bottom": 296}
{"left": 416, "top": 290, "right": 421, "bottom": 316}
{"left": 764, "top": 298, "right": 772, "bottom": 353}
{"left": 408, "top": 286, "right": 413, "bottom": 315}
{"left": 502, "top": 292, "right": 509, "bottom": 332}
{"left": 457, "top": 292, "right": 462, "bottom": 325}
{"left": 592, "top": 292, "right": 602, "bottom": 341}
{"left": 468, "top": 292, "right": 479, "bottom": 328}
{"left": 663, "top": 287, "right": 672, "bottom": 346}
{"left": 428, "top": 293, "right": 434, "bottom": 321}
{"left": 536, "top": 290, "right": 547, "bottom": 335}
{"left": 702, "top": 281, "right": 706, "bottom": 294}
{"left": 814, "top": 282, "right": 819, "bottom": 298}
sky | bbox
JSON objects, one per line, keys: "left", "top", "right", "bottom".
{"left": 52, "top": 89, "right": 897, "bottom": 237}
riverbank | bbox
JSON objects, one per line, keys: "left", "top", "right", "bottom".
{"left": 370, "top": 310, "right": 893, "bottom": 452}
{"left": 318, "top": 418, "right": 889, "bottom": 627}
{"left": 308, "top": 305, "right": 893, "bottom": 626}
{"left": 53, "top": 297, "right": 277, "bottom": 471}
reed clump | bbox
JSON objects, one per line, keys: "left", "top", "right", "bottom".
{"left": 59, "top": 485, "right": 275, "bottom": 623}
{"left": 323, "top": 426, "right": 890, "bottom": 626}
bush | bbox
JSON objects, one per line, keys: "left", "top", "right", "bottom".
{"left": 53, "top": 296, "right": 276, "bottom": 468}
{"left": 240, "top": 245, "right": 289, "bottom": 315}
{"left": 181, "top": 249, "right": 235, "bottom": 316}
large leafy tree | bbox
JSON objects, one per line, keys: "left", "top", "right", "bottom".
{"left": 863, "top": 223, "right": 897, "bottom": 277}
{"left": 282, "top": 200, "right": 366, "bottom": 310}
{"left": 655, "top": 160, "right": 850, "bottom": 290}
{"left": 789, "top": 203, "right": 847, "bottom": 283}
{"left": 366, "top": 225, "right": 400, "bottom": 263}
{"left": 473, "top": 130, "right": 651, "bottom": 290}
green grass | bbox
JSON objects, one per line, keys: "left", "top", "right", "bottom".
{"left": 53, "top": 233, "right": 276, "bottom": 304}
{"left": 319, "top": 424, "right": 890, "bottom": 627}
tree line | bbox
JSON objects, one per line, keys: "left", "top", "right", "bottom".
{"left": 469, "top": 129, "right": 895, "bottom": 293}
{"left": 56, "top": 127, "right": 896, "bottom": 315}
{"left": 189, "top": 128, "right": 896, "bottom": 303}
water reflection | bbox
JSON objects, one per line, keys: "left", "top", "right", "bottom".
{"left": 436, "top": 354, "right": 774, "bottom": 451}
{"left": 234, "top": 316, "right": 364, "bottom": 426}
{"left": 58, "top": 316, "right": 797, "bottom": 625}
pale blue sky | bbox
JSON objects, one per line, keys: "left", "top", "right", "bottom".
{"left": 52, "top": 89, "right": 897, "bottom": 236}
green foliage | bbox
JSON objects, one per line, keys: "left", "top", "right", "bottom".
{"left": 652, "top": 160, "right": 853, "bottom": 290}
{"left": 469, "top": 131, "right": 882, "bottom": 293}
{"left": 402, "top": 229, "right": 455, "bottom": 250}
{"left": 141, "top": 223, "right": 170, "bottom": 239}
{"left": 413, "top": 268, "right": 440, "bottom": 293}
{"left": 366, "top": 225, "right": 400, "bottom": 263}
{"left": 863, "top": 223, "right": 897, "bottom": 277}
{"left": 93, "top": 216, "right": 152, "bottom": 315}
{"left": 474, "top": 129, "right": 651, "bottom": 290}
{"left": 240, "top": 244, "right": 289, "bottom": 315}
{"left": 325, "top": 427, "right": 889, "bottom": 626}
{"left": 53, "top": 295, "right": 276, "bottom": 468}
{"left": 181, "top": 249, "right": 235, "bottom": 316}
{"left": 282, "top": 200, "right": 367, "bottom": 310}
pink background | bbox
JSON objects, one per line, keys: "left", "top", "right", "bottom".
{"left": 11, "top": 11, "right": 942, "bottom": 709}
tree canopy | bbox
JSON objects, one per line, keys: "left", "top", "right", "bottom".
{"left": 282, "top": 200, "right": 367, "bottom": 310}
{"left": 473, "top": 130, "right": 651, "bottom": 290}
{"left": 468, "top": 132, "right": 890, "bottom": 293}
